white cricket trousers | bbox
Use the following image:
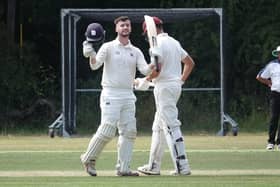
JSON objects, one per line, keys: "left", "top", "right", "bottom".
{"left": 153, "top": 81, "right": 182, "bottom": 131}
{"left": 82, "top": 94, "right": 137, "bottom": 173}
{"left": 150, "top": 81, "right": 191, "bottom": 173}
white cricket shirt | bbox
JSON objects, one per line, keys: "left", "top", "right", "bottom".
{"left": 91, "top": 38, "right": 150, "bottom": 99}
{"left": 259, "top": 59, "right": 280, "bottom": 92}
{"left": 153, "top": 33, "right": 189, "bottom": 83}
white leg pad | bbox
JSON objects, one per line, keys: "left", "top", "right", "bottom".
{"left": 81, "top": 123, "right": 116, "bottom": 163}
{"left": 117, "top": 130, "right": 136, "bottom": 173}
{"left": 117, "top": 136, "right": 133, "bottom": 172}
{"left": 163, "top": 126, "right": 190, "bottom": 173}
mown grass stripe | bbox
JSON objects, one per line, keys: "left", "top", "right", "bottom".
{"left": 0, "top": 149, "right": 277, "bottom": 154}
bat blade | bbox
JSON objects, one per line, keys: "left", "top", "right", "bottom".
{"left": 144, "top": 15, "right": 160, "bottom": 72}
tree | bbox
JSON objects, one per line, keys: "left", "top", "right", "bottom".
{"left": 7, "top": 0, "right": 16, "bottom": 45}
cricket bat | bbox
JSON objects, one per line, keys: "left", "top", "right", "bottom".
{"left": 144, "top": 15, "right": 160, "bottom": 72}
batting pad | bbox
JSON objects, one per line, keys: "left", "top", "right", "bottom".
{"left": 117, "top": 136, "right": 135, "bottom": 173}
{"left": 81, "top": 124, "right": 116, "bottom": 163}
{"left": 163, "top": 126, "right": 190, "bottom": 173}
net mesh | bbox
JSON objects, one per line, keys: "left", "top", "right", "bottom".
{"left": 62, "top": 9, "right": 222, "bottom": 134}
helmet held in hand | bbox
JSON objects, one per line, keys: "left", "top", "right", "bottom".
{"left": 85, "top": 23, "right": 106, "bottom": 48}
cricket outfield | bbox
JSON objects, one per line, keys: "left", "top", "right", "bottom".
{"left": 0, "top": 133, "right": 279, "bottom": 187}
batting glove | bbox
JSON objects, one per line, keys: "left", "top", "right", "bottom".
{"left": 180, "top": 80, "right": 185, "bottom": 86}
{"left": 134, "top": 78, "right": 152, "bottom": 91}
{"left": 83, "top": 40, "right": 96, "bottom": 58}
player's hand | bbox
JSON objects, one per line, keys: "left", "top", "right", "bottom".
{"left": 149, "top": 47, "right": 162, "bottom": 58}
{"left": 134, "top": 78, "right": 152, "bottom": 91}
{"left": 83, "top": 40, "right": 96, "bottom": 58}
{"left": 147, "top": 63, "right": 161, "bottom": 79}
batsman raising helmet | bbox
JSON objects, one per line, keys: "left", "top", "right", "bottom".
{"left": 83, "top": 22, "right": 106, "bottom": 57}
{"left": 80, "top": 17, "right": 157, "bottom": 177}
{"left": 136, "top": 16, "right": 195, "bottom": 176}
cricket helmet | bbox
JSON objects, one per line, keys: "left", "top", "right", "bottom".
{"left": 85, "top": 23, "right": 106, "bottom": 43}
{"left": 142, "top": 16, "right": 163, "bottom": 34}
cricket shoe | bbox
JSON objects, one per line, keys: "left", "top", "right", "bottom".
{"left": 170, "top": 169, "right": 191, "bottom": 176}
{"left": 114, "top": 161, "right": 139, "bottom": 176}
{"left": 80, "top": 154, "right": 97, "bottom": 176}
{"left": 170, "top": 166, "right": 191, "bottom": 176}
{"left": 137, "top": 164, "right": 160, "bottom": 175}
{"left": 116, "top": 170, "right": 139, "bottom": 176}
{"left": 266, "top": 143, "right": 274, "bottom": 150}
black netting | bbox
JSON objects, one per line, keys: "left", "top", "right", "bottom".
{"left": 60, "top": 9, "right": 224, "bottom": 135}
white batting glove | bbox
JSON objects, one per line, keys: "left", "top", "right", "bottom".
{"left": 134, "top": 78, "right": 151, "bottom": 91}
{"left": 180, "top": 80, "right": 185, "bottom": 86}
{"left": 83, "top": 40, "right": 96, "bottom": 58}
{"left": 149, "top": 46, "right": 162, "bottom": 58}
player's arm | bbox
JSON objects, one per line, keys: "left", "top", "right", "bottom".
{"left": 146, "top": 63, "right": 161, "bottom": 81}
{"left": 134, "top": 48, "right": 161, "bottom": 90}
{"left": 256, "top": 75, "right": 272, "bottom": 87}
{"left": 181, "top": 55, "right": 195, "bottom": 84}
{"left": 143, "top": 46, "right": 162, "bottom": 80}
{"left": 256, "top": 67, "right": 272, "bottom": 87}
{"left": 136, "top": 48, "right": 158, "bottom": 76}
{"left": 134, "top": 62, "right": 160, "bottom": 91}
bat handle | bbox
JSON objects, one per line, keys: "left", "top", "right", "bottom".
{"left": 155, "top": 56, "right": 160, "bottom": 72}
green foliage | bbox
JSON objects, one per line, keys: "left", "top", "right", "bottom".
{"left": 0, "top": 43, "right": 57, "bottom": 109}
{"left": 0, "top": 23, "right": 58, "bottom": 132}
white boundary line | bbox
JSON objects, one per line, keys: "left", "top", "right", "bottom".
{"left": 1, "top": 169, "right": 280, "bottom": 177}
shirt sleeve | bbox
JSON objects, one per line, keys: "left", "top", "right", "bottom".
{"left": 136, "top": 48, "right": 151, "bottom": 75}
{"left": 179, "top": 43, "right": 189, "bottom": 60}
{"left": 259, "top": 64, "right": 271, "bottom": 79}
{"left": 91, "top": 43, "right": 107, "bottom": 70}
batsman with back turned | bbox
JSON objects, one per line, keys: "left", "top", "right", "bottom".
{"left": 80, "top": 16, "right": 158, "bottom": 176}
{"left": 135, "top": 16, "right": 195, "bottom": 175}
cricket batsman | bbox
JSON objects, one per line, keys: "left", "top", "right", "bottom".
{"left": 80, "top": 17, "right": 158, "bottom": 176}
{"left": 135, "top": 16, "right": 195, "bottom": 175}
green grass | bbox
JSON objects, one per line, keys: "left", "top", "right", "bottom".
{"left": 0, "top": 176, "right": 280, "bottom": 187}
{"left": 0, "top": 133, "right": 279, "bottom": 187}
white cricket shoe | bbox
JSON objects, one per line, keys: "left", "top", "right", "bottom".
{"left": 266, "top": 143, "right": 274, "bottom": 150}
{"left": 170, "top": 171, "right": 191, "bottom": 176}
{"left": 170, "top": 169, "right": 191, "bottom": 176}
{"left": 80, "top": 154, "right": 97, "bottom": 176}
{"left": 137, "top": 164, "right": 160, "bottom": 175}
{"left": 170, "top": 164, "right": 191, "bottom": 176}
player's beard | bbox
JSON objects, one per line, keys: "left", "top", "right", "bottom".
{"left": 120, "top": 32, "right": 130, "bottom": 38}
{"left": 120, "top": 29, "right": 130, "bottom": 38}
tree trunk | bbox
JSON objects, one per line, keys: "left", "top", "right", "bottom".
{"left": 7, "top": 0, "right": 16, "bottom": 45}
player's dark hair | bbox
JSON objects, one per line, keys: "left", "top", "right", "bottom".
{"left": 156, "top": 23, "right": 163, "bottom": 30}
{"left": 114, "top": 16, "right": 130, "bottom": 24}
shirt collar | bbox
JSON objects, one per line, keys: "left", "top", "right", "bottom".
{"left": 158, "top": 32, "right": 168, "bottom": 37}
{"left": 114, "top": 37, "right": 132, "bottom": 48}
